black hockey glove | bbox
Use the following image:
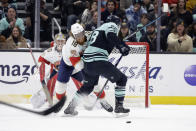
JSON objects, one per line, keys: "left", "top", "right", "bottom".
{"left": 116, "top": 41, "right": 130, "bottom": 56}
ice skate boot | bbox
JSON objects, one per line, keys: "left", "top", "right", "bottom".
{"left": 114, "top": 85, "right": 129, "bottom": 117}
{"left": 114, "top": 104, "right": 130, "bottom": 118}
{"left": 100, "top": 99, "right": 113, "bottom": 112}
{"left": 64, "top": 98, "right": 78, "bottom": 116}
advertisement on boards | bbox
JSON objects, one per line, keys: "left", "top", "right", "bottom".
{"left": 0, "top": 52, "right": 196, "bottom": 104}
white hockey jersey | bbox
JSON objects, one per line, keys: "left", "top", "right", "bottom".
{"left": 38, "top": 46, "right": 62, "bottom": 82}
{"left": 30, "top": 46, "right": 62, "bottom": 108}
{"left": 39, "top": 46, "right": 62, "bottom": 65}
{"left": 62, "top": 32, "right": 91, "bottom": 71}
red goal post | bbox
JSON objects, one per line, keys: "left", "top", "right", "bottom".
{"left": 126, "top": 42, "right": 149, "bottom": 108}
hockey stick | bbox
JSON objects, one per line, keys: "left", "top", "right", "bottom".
{"left": 26, "top": 40, "right": 53, "bottom": 106}
{"left": 52, "top": 17, "right": 62, "bottom": 39}
{"left": 85, "top": 55, "right": 123, "bottom": 110}
{"left": 53, "top": 18, "right": 61, "bottom": 33}
{"left": 0, "top": 96, "right": 66, "bottom": 115}
{"left": 123, "top": 13, "right": 165, "bottom": 41}
{"left": 84, "top": 12, "right": 163, "bottom": 109}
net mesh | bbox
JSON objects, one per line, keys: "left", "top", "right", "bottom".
{"left": 102, "top": 42, "right": 149, "bottom": 108}
{"left": 111, "top": 45, "right": 147, "bottom": 54}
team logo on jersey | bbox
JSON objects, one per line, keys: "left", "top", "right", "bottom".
{"left": 71, "top": 50, "right": 77, "bottom": 57}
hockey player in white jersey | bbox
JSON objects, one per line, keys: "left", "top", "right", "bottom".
{"left": 55, "top": 23, "right": 113, "bottom": 113}
{"left": 64, "top": 15, "right": 131, "bottom": 117}
{"left": 30, "top": 32, "right": 66, "bottom": 108}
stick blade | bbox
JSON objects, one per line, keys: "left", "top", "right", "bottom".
{"left": 0, "top": 96, "right": 66, "bottom": 116}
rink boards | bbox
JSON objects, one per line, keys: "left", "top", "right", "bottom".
{"left": 0, "top": 51, "right": 196, "bottom": 105}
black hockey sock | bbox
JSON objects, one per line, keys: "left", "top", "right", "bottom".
{"left": 115, "top": 86, "right": 125, "bottom": 106}
{"left": 77, "top": 85, "right": 94, "bottom": 96}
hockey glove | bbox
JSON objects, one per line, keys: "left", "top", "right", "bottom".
{"left": 116, "top": 41, "right": 130, "bottom": 56}
{"left": 54, "top": 61, "right": 60, "bottom": 70}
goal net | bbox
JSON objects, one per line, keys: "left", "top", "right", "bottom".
{"left": 97, "top": 42, "right": 149, "bottom": 108}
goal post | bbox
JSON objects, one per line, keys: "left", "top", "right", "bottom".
{"left": 126, "top": 42, "right": 149, "bottom": 108}
{"left": 98, "top": 42, "right": 150, "bottom": 108}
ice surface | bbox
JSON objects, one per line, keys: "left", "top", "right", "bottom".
{"left": 0, "top": 104, "right": 196, "bottom": 131}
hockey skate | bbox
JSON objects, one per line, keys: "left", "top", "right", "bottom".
{"left": 114, "top": 104, "right": 130, "bottom": 118}
{"left": 100, "top": 99, "right": 113, "bottom": 112}
{"left": 82, "top": 96, "right": 113, "bottom": 112}
{"left": 64, "top": 98, "right": 78, "bottom": 116}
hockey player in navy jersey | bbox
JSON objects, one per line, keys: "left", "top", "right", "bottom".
{"left": 64, "top": 15, "right": 131, "bottom": 117}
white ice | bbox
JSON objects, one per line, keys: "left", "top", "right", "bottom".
{"left": 0, "top": 104, "right": 196, "bottom": 131}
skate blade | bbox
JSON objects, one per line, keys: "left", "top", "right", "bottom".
{"left": 63, "top": 111, "right": 78, "bottom": 117}
{"left": 113, "top": 112, "right": 129, "bottom": 118}
{"left": 62, "top": 113, "right": 78, "bottom": 117}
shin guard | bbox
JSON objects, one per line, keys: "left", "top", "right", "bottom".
{"left": 55, "top": 81, "right": 67, "bottom": 100}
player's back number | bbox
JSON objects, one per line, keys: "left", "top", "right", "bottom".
{"left": 89, "top": 31, "right": 99, "bottom": 45}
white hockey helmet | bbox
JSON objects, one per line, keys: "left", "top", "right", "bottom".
{"left": 54, "top": 32, "right": 66, "bottom": 51}
{"left": 71, "top": 23, "right": 84, "bottom": 38}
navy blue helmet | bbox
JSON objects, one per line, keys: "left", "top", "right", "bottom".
{"left": 106, "top": 15, "right": 121, "bottom": 26}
